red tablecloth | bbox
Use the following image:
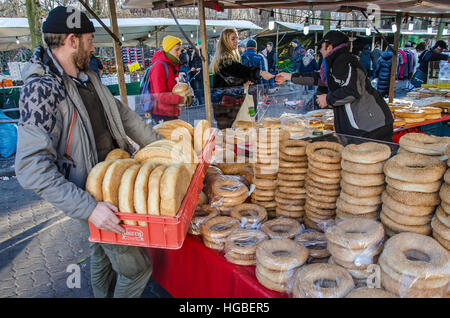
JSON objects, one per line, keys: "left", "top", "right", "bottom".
{"left": 147, "top": 235, "right": 289, "bottom": 298}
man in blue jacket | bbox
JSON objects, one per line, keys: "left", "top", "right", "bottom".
{"left": 241, "top": 39, "right": 266, "bottom": 85}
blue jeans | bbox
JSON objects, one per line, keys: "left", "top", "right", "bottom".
{"left": 410, "top": 69, "right": 427, "bottom": 88}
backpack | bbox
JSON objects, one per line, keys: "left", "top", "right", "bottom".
{"left": 140, "top": 60, "right": 169, "bottom": 114}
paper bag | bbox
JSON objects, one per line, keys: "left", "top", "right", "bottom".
{"left": 232, "top": 84, "right": 255, "bottom": 127}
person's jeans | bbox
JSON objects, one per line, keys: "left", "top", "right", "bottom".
{"left": 268, "top": 70, "right": 276, "bottom": 89}
{"left": 410, "top": 69, "right": 427, "bottom": 88}
{"left": 191, "top": 77, "right": 205, "bottom": 106}
{"left": 79, "top": 220, "right": 153, "bottom": 298}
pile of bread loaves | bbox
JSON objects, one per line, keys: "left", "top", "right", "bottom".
{"left": 86, "top": 119, "right": 212, "bottom": 223}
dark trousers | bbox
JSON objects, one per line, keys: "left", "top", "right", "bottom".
{"left": 362, "top": 124, "right": 394, "bottom": 143}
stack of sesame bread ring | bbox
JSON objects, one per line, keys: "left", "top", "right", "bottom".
{"left": 304, "top": 141, "right": 344, "bottom": 231}
{"left": 291, "top": 263, "right": 355, "bottom": 298}
{"left": 378, "top": 232, "right": 450, "bottom": 298}
{"left": 230, "top": 203, "right": 268, "bottom": 229}
{"left": 255, "top": 238, "right": 309, "bottom": 293}
{"left": 276, "top": 139, "right": 309, "bottom": 222}
{"left": 398, "top": 133, "right": 450, "bottom": 161}
{"left": 210, "top": 175, "right": 249, "bottom": 216}
{"left": 224, "top": 229, "right": 268, "bottom": 266}
{"left": 337, "top": 142, "right": 391, "bottom": 221}
{"left": 325, "top": 218, "right": 385, "bottom": 285}
{"left": 200, "top": 216, "right": 240, "bottom": 250}
{"left": 381, "top": 152, "right": 446, "bottom": 236}
{"left": 252, "top": 126, "right": 289, "bottom": 218}
{"left": 432, "top": 147, "right": 450, "bottom": 250}
{"left": 294, "top": 230, "right": 330, "bottom": 264}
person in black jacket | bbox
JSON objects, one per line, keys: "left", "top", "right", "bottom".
{"left": 411, "top": 40, "right": 450, "bottom": 88}
{"left": 189, "top": 40, "right": 204, "bottom": 105}
{"left": 373, "top": 47, "right": 394, "bottom": 97}
{"left": 266, "top": 42, "right": 277, "bottom": 90}
{"left": 211, "top": 28, "right": 274, "bottom": 128}
{"left": 276, "top": 31, "right": 394, "bottom": 142}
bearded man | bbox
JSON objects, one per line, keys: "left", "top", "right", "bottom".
{"left": 15, "top": 6, "right": 161, "bottom": 297}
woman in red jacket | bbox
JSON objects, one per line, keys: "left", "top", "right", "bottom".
{"left": 149, "top": 35, "right": 192, "bottom": 123}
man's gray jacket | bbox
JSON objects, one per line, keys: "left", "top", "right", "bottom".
{"left": 15, "top": 46, "right": 161, "bottom": 220}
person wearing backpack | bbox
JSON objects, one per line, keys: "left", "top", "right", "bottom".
{"left": 148, "top": 35, "right": 192, "bottom": 123}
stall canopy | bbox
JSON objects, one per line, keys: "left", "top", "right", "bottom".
{"left": 122, "top": 0, "right": 450, "bottom": 17}
{"left": 0, "top": 17, "right": 261, "bottom": 49}
{"left": 257, "top": 21, "right": 445, "bottom": 38}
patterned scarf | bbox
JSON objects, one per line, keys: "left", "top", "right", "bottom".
{"left": 319, "top": 43, "right": 349, "bottom": 87}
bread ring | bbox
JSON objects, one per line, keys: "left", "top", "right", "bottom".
{"left": 440, "top": 183, "right": 450, "bottom": 205}
{"left": 280, "top": 142, "right": 307, "bottom": 156}
{"left": 435, "top": 205, "right": 450, "bottom": 227}
{"left": 261, "top": 217, "right": 302, "bottom": 239}
{"left": 304, "top": 203, "right": 335, "bottom": 216}
{"left": 308, "top": 159, "right": 342, "bottom": 171}
{"left": 433, "top": 231, "right": 450, "bottom": 250}
{"left": 253, "top": 178, "right": 277, "bottom": 190}
{"left": 305, "top": 208, "right": 335, "bottom": 221}
{"left": 278, "top": 167, "right": 308, "bottom": 174}
{"left": 341, "top": 170, "right": 385, "bottom": 186}
{"left": 444, "top": 169, "right": 450, "bottom": 184}
{"left": 256, "top": 263, "right": 296, "bottom": 284}
{"left": 278, "top": 187, "right": 307, "bottom": 195}
{"left": 327, "top": 241, "right": 383, "bottom": 264}
{"left": 339, "top": 180, "right": 384, "bottom": 198}
{"left": 253, "top": 200, "right": 277, "bottom": 209}
{"left": 251, "top": 192, "right": 275, "bottom": 202}
{"left": 254, "top": 173, "right": 278, "bottom": 180}
{"left": 307, "top": 165, "right": 341, "bottom": 179}
{"left": 305, "top": 177, "right": 340, "bottom": 190}
{"left": 441, "top": 201, "right": 450, "bottom": 215}
{"left": 256, "top": 238, "right": 309, "bottom": 271}
{"left": 306, "top": 197, "right": 337, "bottom": 210}
{"left": 212, "top": 178, "right": 248, "bottom": 198}
{"left": 225, "top": 254, "right": 256, "bottom": 266}
{"left": 225, "top": 229, "right": 268, "bottom": 255}
{"left": 326, "top": 218, "right": 384, "bottom": 250}
{"left": 277, "top": 179, "right": 305, "bottom": 187}
{"left": 336, "top": 197, "right": 379, "bottom": 214}
{"left": 342, "top": 142, "right": 391, "bottom": 164}
{"left": 255, "top": 266, "right": 291, "bottom": 293}
{"left": 200, "top": 216, "right": 240, "bottom": 240}
{"left": 276, "top": 203, "right": 306, "bottom": 212}
{"left": 380, "top": 212, "right": 432, "bottom": 235}
{"left": 280, "top": 152, "right": 307, "bottom": 162}
{"left": 331, "top": 253, "right": 377, "bottom": 270}
{"left": 379, "top": 232, "right": 450, "bottom": 282}
{"left": 278, "top": 173, "right": 306, "bottom": 181}
{"left": 381, "top": 205, "right": 431, "bottom": 226}
{"left": 381, "top": 191, "right": 435, "bottom": 216}
{"left": 203, "top": 237, "right": 226, "bottom": 250}
{"left": 431, "top": 213, "right": 450, "bottom": 241}
{"left": 279, "top": 160, "right": 308, "bottom": 168}
{"left": 215, "top": 163, "right": 252, "bottom": 175}
{"left": 328, "top": 256, "right": 374, "bottom": 280}
{"left": 303, "top": 217, "right": 327, "bottom": 232}
{"left": 292, "top": 263, "right": 354, "bottom": 298}
{"left": 189, "top": 205, "right": 220, "bottom": 235}
{"left": 345, "top": 287, "right": 396, "bottom": 298}
{"left": 261, "top": 117, "right": 281, "bottom": 128}
{"left": 275, "top": 190, "right": 306, "bottom": 200}
{"left": 254, "top": 164, "right": 279, "bottom": 176}
{"left": 295, "top": 231, "right": 329, "bottom": 259}
{"left": 281, "top": 139, "right": 309, "bottom": 148}
{"left": 274, "top": 195, "right": 305, "bottom": 206}
{"left": 305, "top": 184, "right": 340, "bottom": 197}
{"left": 254, "top": 188, "right": 276, "bottom": 198}
{"left": 386, "top": 176, "right": 441, "bottom": 193}
{"left": 384, "top": 153, "right": 446, "bottom": 183}
{"left": 341, "top": 159, "right": 385, "bottom": 175}
{"left": 399, "top": 133, "right": 450, "bottom": 156}
{"left": 335, "top": 208, "right": 377, "bottom": 220}
{"left": 212, "top": 191, "right": 249, "bottom": 207}
{"left": 306, "top": 170, "right": 341, "bottom": 185}
{"left": 230, "top": 204, "right": 268, "bottom": 226}
{"left": 275, "top": 207, "right": 305, "bottom": 218}
{"left": 339, "top": 191, "right": 382, "bottom": 206}
{"left": 385, "top": 185, "right": 440, "bottom": 207}
{"left": 306, "top": 192, "right": 339, "bottom": 204}
{"left": 380, "top": 266, "right": 448, "bottom": 298}
{"left": 306, "top": 142, "right": 344, "bottom": 164}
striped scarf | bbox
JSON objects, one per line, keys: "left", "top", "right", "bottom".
{"left": 319, "top": 43, "right": 349, "bottom": 87}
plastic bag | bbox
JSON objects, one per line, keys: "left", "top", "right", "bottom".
{"left": 0, "top": 110, "right": 17, "bottom": 158}
{"left": 232, "top": 83, "right": 255, "bottom": 126}
{"left": 224, "top": 229, "right": 268, "bottom": 266}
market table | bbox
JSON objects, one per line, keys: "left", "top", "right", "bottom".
{"left": 393, "top": 114, "right": 450, "bottom": 143}
{"left": 147, "top": 235, "right": 289, "bottom": 298}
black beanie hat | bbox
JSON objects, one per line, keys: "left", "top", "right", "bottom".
{"left": 42, "top": 6, "right": 95, "bottom": 34}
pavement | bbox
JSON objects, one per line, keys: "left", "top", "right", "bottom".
{"left": 0, "top": 174, "right": 171, "bottom": 298}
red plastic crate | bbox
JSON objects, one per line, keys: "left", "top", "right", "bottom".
{"left": 88, "top": 137, "right": 214, "bottom": 249}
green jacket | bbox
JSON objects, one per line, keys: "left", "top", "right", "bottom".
{"left": 15, "top": 46, "right": 161, "bottom": 220}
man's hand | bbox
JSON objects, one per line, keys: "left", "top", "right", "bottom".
{"left": 88, "top": 202, "right": 125, "bottom": 234}
{"left": 275, "top": 72, "right": 292, "bottom": 84}
{"left": 316, "top": 94, "right": 328, "bottom": 108}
